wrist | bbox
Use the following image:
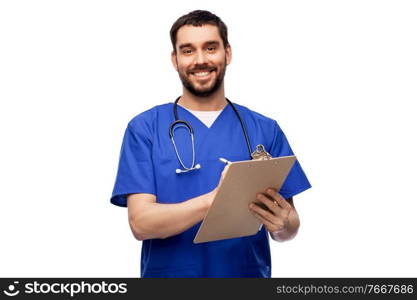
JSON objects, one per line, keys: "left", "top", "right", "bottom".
{"left": 203, "top": 188, "right": 217, "bottom": 210}
{"left": 271, "top": 214, "right": 300, "bottom": 242}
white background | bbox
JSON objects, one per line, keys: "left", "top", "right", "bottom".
{"left": 1, "top": 0, "right": 416, "bottom": 277}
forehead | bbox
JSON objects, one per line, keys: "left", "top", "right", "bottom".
{"left": 176, "top": 24, "right": 222, "bottom": 47}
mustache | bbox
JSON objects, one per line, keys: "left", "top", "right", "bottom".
{"left": 188, "top": 65, "right": 217, "bottom": 73}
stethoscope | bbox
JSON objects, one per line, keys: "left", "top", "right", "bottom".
{"left": 169, "top": 96, "right": 253, "bottom": 174}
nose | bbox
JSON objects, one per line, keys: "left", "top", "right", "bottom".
{"left": 195, "top": 49, "right": 208, "bottom": 65}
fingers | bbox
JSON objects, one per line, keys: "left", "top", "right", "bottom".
{"left": 255, "top": 190, "right": 290, "bottom": 218}
{"left": 250, "top": 208, "right": 286, "bottom": 233}
{"left": 265, "top": 188, "right": 292, "bottom": 211}
{"left": 217, "top": 165, "right": 230, "bottom": 189}
{"left": 220, "top": 164, "right": 230, "bottom": 180}
{"left": 249, "top": 188, "right": 292, "bottom": 234}
{"left": 222, "top": 164, "right": 230, "bottom": 175}
{"left": 249, "top": 202, "right": 276, "bottom": 225}
{"left": 255, "top": 193, "right": 279, "bottom": 214}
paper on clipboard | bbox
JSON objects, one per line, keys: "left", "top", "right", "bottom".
{"left": 193, "top": 155, "right": 296, "bottom": 243}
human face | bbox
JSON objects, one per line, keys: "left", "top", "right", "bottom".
{"left": 171, "top": 24, "right": 232, "bottom": 97}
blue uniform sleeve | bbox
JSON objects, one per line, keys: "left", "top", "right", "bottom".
{"left": 270, "top": 121, "right": 311, "bottom": 199}
{"left": 110, "top": 121, "right": 156, "bottom": 207}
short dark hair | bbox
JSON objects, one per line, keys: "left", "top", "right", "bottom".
{"left": 170, "top": 10, "right": 229, "bottom": 53}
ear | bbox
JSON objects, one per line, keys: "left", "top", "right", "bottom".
{"left": 225, "top": 44, "right": 232, "bottom": 66}
{"left": 171, "top": 51, "right": 178, "bottom": 71}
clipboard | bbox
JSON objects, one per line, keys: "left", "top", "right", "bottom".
{"left": 193, "top": 155, "right": 296, "bottom": 243}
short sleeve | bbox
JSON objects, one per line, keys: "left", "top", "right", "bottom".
{"left": 110, "top": 121, "right": 156, "bottom": 207}
{"left": 270, "top": 121, "right": 312, "bottom": 199}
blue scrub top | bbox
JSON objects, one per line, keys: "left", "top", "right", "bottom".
{"left": 111, "top": 102, "right": 311, "bottom": 278}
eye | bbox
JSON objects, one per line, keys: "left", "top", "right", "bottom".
{"left": 182, "top": 49, "right": 193, "bottom": 54}
{"left": 207, "top": 46, "right": 216, "bottom": 52}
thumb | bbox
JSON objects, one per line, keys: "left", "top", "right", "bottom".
{"left": 220, "top": 164, "right": 230, "bottom": 181}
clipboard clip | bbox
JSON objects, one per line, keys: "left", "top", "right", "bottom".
{"left": 250, "top": 144, "right": 272, "bottom": 161}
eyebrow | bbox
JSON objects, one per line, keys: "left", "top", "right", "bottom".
{"left": 178, "top": 40, "right": 220, "bottom": 50}
{"left": 178, "top": 43, "right": 192, "bottom": 50}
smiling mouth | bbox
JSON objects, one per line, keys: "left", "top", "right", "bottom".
{"left": 189, "top": 69, "right": 216, "bottom": 78}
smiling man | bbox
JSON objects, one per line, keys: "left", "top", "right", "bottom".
{"left": 110, "top": 10, "right": 311, "bottom": 278}
{"left": 173, "top": 24, "right": 228, "bottom": 100}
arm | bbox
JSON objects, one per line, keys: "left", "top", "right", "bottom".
{"left": 127, "top": 190, "right": 215, "bottom": 241}
{"left": 128, "top": 165, "right": 229, "bottom": 241}
{"left": 249, "top": 188, "right": 300, "bottom": 242}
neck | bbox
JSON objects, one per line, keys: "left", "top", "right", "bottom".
{"left": 178, "top": 85, "right": 227, "bottom": 111}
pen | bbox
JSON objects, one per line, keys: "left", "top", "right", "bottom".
{"left": 219, "top": 157, "right": 232, "bottom": 165}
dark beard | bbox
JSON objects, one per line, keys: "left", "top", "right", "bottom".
{"left": 178, "top": 62, "right": 227, "bottom": 97}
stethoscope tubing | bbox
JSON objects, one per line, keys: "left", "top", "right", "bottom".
{"left": 169, "top": 96, "right": 252, "bottom": 173}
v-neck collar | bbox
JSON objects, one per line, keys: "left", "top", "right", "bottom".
{"left": 174, "top": 102, "right": 231, "bottom": 130}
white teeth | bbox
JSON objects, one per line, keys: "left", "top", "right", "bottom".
{"left": 194, "top": 71, "right": 210, "bottom": 77}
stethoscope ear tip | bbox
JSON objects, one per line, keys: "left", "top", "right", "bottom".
{"left": 175, "top": 169, "right": 182, "bottom": 174}
{"left": 195, "top": 164, "right": 201, "bottom": 169}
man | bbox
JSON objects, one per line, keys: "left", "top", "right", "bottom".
{"left": 111, "top": 10, "right": 311, "bottom": 277}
